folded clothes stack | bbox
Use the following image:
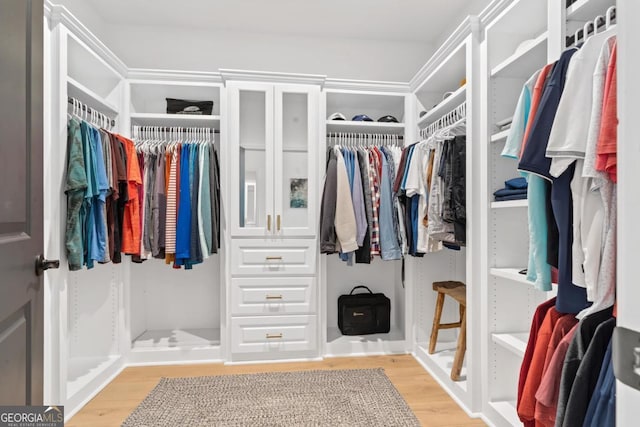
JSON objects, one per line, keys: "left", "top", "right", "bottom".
{"left": 494, "top": 177, "right": 527, "bottom": 201}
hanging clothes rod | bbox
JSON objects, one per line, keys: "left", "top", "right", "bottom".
{"left": 421, "top": 102, "right": 466, "bottom": 137}
{"left": 565, "top": 6, "right": 616, "bottom": 47}
{"left": 132, "top": 125, "right": 219, "bottom": 134}
{"left": 67, "top": 97, "right": 116, "bottom": 127}
{"left": 325, "top": 133, "right": 403, "bottom": 140}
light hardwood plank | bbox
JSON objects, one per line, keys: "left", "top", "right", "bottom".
{"left": 67, "top": 355, "right": 485, "bottom": 427}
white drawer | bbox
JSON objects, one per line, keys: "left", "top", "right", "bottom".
{"left": 231, "top": 277, "right": 316, "bottom": 315}
{"left": 230, "top": 315, "right": 318, "bottom": 354}
{"left": 230, "top": 239, "right": 316, "bottom": 276}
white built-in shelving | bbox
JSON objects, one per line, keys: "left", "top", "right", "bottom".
{"left": 491, "top": 332, "right": 528, "bottom": 358}
{"left": 491, "top": 199, "right": 528, "bottom": 209}
{"left": 325, "top": 120, "right": 404, "bottom": 134}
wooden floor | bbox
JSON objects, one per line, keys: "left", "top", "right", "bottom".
{"left": 67, "top": 355, "right": 485, "bottom": 427}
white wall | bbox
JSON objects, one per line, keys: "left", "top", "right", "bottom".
{"left": 55, "top": 1, "right": 435, "bottom": 82}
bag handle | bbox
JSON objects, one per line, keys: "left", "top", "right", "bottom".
{"left": 350, "top": 285, "right": 373, "bottom": 295}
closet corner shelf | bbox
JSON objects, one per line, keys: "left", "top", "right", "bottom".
{"left": 130, "top": 113, "right": 221, "bottom": 127}
{"left": 491, "top": 199, "right": 528, "bottom": 209}
{"left": 417, "top": 85, "right": 466, "bottom": 128}
{"left": 325, "top": 120, "right": 405, "bottom": 134}
{"left": 66, "top": 355, "right": 122, "bottom": 400}
{"left": 567, "top": 0, "right": 611, "bottom": 21}
{"left": 490, "top": 268, "right": 531, "bottom": 286}
{"left": 67, "top": 77, "right": 119, "bottom": 114}
{"left": 414, "top": 343, "right": 468, "bottom": 393}
{"left": 488, "top": 400, "right": 520, "bottom": 427}
{"left": 325, "top": 326, "right": 406, "bottom": 357}
{"left": 491, "top": 332, "right": 528, "bottom": 358}
{"left": 131, "top": 328, "right": 221, "bottom": 350}
{"left": 491, "top": 31, "right": 548, "bottom": 78}
{"left": 490, "top": 129, "right": 510, "bottom": 143}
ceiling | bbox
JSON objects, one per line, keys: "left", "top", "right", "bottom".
{"left": 80, "top": 0, "right": 492, "bottom": 43}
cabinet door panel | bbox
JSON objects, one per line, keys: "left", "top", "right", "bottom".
{"left": 228, "top": 82, "right": 274, "bottom": 237}
{"left": 274, "top": 85, "right": 319, "bottom": 237}
{"left": 230, "top": 315, "right": 317, "bottom": 355}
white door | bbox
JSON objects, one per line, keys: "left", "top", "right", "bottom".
{"left": 616, "top": 1, "right": 640, "bottom": 423}
{"left": 228, "top": 82, "right": 275, "bottom": 237}
{"left": 273, "top": 84, "right": 319, "bottom": 237}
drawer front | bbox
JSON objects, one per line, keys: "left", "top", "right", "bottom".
{"left": 231, "top": 239, "right": 316, "bottom": 276}
{"left": 231, "top": 315, "right": 318, "bottom": 354}
{"left": 231, "top": 277, "right": 316, "bottom": 315}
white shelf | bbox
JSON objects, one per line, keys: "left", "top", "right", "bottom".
{"left": 130, "top": 113, "right": 220, "bottom": 128}
{"left": 325, "top": 120, "right": 405, "bottom": 134}
{"left": 492, "top": 332, "right": 528, "bottom": 358}
{"left": 491, "top": 129, "right": 510, "bottom": 143}
{"left": 414, "top": 343, "right": 468, "bottom": 392}
{"left": 325, "top": 326, "right": 406, "bottom": 357}
{"left": 67, "top": 77, "right": 119, "bottom": 114}
{"left": 67, "top": 355, "right": 121, "bottom": 399}
{"left": 490, "top": 268, "right": 531, "bottom": 286}
{"left": 491, "top": 32, "right": 548, "bottom": 78}
{"left": 417, "top": 85, "right": 466, "bottom": 128}
{"left": 491, "top": 199, "right": 528, "bottom": 209}
{"left": 567, "top": 0, "right": 614, "bottom": 21}
{"left": 132, "top": 328, "right": 220, "bottom": 349}
{"left": 489, "top": 400, "right": 520, "bottom": 426}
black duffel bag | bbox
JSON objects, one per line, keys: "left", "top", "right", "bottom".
{"left": 338, "top": 286, "right": 391, "bottom": 335}
{"left": 166, "top": 98, "right": 214, "bottom": 115}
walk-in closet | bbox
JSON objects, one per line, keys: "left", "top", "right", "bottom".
{"left": 1, "top": 0, "right": 639, "bottom": 425}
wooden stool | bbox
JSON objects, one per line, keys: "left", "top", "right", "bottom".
{"left": 428, "top": 281, "right": 467, "bottom": 381}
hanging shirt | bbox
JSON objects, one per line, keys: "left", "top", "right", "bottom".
{"left": 198, "top": 145, "right": 212, "bottom": 258}
{"left": 334, "top": 147, "right": 358, "bottom": 253}
{"left": 583, "top": 340, "right": 615, "bottom": 427}
{"left": 546, "top": 29, "right": 617, "bottom": 177}
{"left": 210, "top": 145, "right": 221, "bottom": 253}
{"left": 378, "top": 150, "right": 401, "bottom": 260}
{"left": 119, "top": 135, "right": 143, "bottom": 255}
{"left": 519, "top": 48, "right": 578, "bottom": 180}
{"left": 519, "top": 63, "right": 555, "bottom": 159}
{"left": 175, "top": 144, "right": 192, "bottom": 262}
{"left": 355, "top": 148, "right": 373, "bottom": 263}
{"left": 188, "top": 144, "right": 203, "bottom": 268}
{"left": 89, "top": 126, "right": 109, "bottom": 264}
{"left": 368, "top": 148, "right": 381, "bottom": 256}
{"left": 320, "top": 148, "right": 338, "bottom": 254}
{"left": 65, "top": 119, "right": 88, "bottom": 271}
{"left": 165, "top": 146, "right": 179, "bottom": 261}
{"left": 595, "top": 41, "right": 618, "bottom": 182}
{"left": 502, "top": 70, "right": 540, "bottom": 159}
{"left": 350, "top": 149, "right": 367, "bottom": 247}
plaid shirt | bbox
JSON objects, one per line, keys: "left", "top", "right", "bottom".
{"left": 368, "top": 149, "right": 381, "bottom": 256}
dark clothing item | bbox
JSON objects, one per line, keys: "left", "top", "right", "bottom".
{"left": 519, "top": 298, "right": 557, "bottom": 426}
{"left": 393, "top": 146, "right": 410, "bottom": 193}
{"left": 519, "top": 49, "right": 577, "bottom": 180}
{"left": 355, "top": 149, "right": 372, "bottom": 263}
{"left": 152, "top": 152, "right": 167, "bottom": 258}
{"left": 320, "top": 149, "right": 338, "bottom": 254}
{"left": 551, "top": 162, "right": 590, "bottom": 314}
{"left": 555, "top": 306, "right": 614, "bottom": 427}
{"left": 545, "top": 179, "right": 559, "bottom": 268}
{"left": 209, "top": 145, "right": 220, "bottom": 253}
{"left": 494, "top": 188, "right": 529, "bottom": 197}
{"left": 495, "top": 194, "right": 528, "bottom": 201}
{"left": 562, "top": 318, "right": 615, "bottom": 427}
{"left": 451, "top": 136, "right": 466, "bottom": 243}
{"left": 188, "top": 145, "right": 202, "bottom": 268}
{"left": 583, "top": 340, "right": 615, "bottom": 427}
{"left": 505, "top": 177, "right": 528, "bottom": 189}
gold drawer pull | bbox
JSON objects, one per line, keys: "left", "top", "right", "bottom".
{"left": 266, "top": 333, "right": 283, "bottom": 339}
{"left": 266, "top": 295, "right": 283, "bottom": 300}
{"left": 265, "top": 256, "right": 283, "bottom": 261}
{"left": 277, "top": 214, "right": 281, "bottom": 231}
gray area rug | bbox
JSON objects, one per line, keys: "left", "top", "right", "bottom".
{"left": 122, "top": 368, "right": 420, "bottom": 426}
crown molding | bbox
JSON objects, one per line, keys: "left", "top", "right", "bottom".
{"left": 127, "top": 68, "right": 223, "bottom": 84}
{"left": 478, "top": 0, "right": 515, "bottom": 30}
{"left": 220, "top": 69, "right": 326, "bottom": 86}
{"left": 44, "top": 1, "right": 128, "bottom": 78}
{"left": 324, "top": 78, "right": 410, "bottom": 94}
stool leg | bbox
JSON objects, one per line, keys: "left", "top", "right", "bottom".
{"left": 451, "top": 306, "right": 467, "bottom": 381}
{"left": 429, "top": 292, "right": 445, "bottom": 354}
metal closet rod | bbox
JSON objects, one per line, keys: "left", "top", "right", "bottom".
{"left": 133, "top": 126, "right": 220, "bottom": 134}
{"left": 325, "top": 133, "right": 404, "bottom": 140}
{"left": 67, "top": 97, "right": 116, "bottom": 127}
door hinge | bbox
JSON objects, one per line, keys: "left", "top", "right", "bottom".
{"left": 613, "top": 326, "right": 640, "bottom": 391}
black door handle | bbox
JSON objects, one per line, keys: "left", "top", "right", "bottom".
{"left": 35, "top": 254, "right": 60, "bottom": 276}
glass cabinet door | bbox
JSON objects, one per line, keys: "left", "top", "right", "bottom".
{"left": 273, "top": 85, "right": 319, "bottom": 237}
{"left": 229, "top": 82, "right": 274, "bottom": 236}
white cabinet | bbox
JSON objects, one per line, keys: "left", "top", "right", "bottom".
{"left": 227, "top": 81, "right": 319, "bottom": 238}
{"left": 226, "top": 78, "right": 321, "bottom": 362}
